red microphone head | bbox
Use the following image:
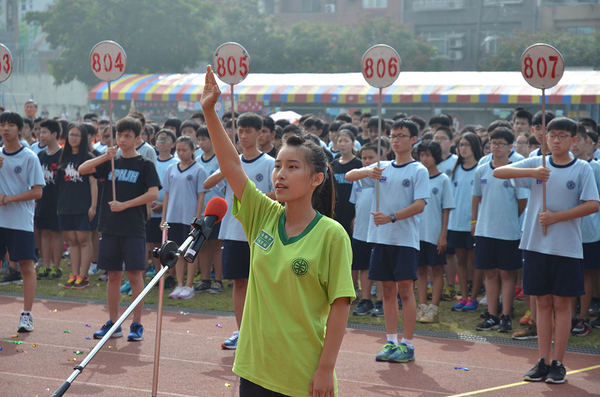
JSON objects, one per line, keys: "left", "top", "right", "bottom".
{"left": 205, "top": 197, "right": 228, "bottom": 223}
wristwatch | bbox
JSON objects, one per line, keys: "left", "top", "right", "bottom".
{"left": 389, "top": 213, "right": 397, "bottom": 223}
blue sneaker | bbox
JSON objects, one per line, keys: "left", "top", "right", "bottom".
{"left": 93, "top": 320, "right": 123, "bottom": 339}
{"left": 145, "top": 265, "right": 156, "bottom": 278}
{"left": 463, "top": 298, "right": 479, "bottom": 312}
{"left": 222, "top": 331, "right": 239, "bottom": 350}
{"left": 375, "top": 341, "right": 398, "bottom": 362}
{"left": 452, "top": 298, "right": 469, "bottom": 311}
{"left": 120, "top": 281, "right": 131, "bottom": 294}
{"left": 388, "top": 343, "right": 415, "bottom": 363}
{"left": 128, "top": 322, "right": 144, "bottom": 341}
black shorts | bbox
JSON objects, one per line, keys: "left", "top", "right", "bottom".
{"left": 58, "top": 214, "right": 93, "bottom": 231}
{"left": 167, "top": 223, "right": 192, "bottom": 246}
{"left": 35, "top": 216, "right": 60, "bottom": 231}
{"left": 239, "top": 377, "right": 288, "bottom": 397}
{"left": 583, "top": 241, "right": 600, "bottom": 270}
{"left": 522, "top": 250, "right": 584, "bottom": 297}
{"left": 146, "top": 218, "right": 162, "bottom": 244}
{"left": 447, "top": 230, "right": 475, "bottom": 250}
{"left": 97, "top": 234, "right": 146, "bottom": 271}
{"left": 419, "top": 241, "right": 446, "bottom": 267}
{"left": 90, "top": 213, "right": 99, "bottom": 231}
{"left": 0, "top": 227, "right": 35, "bottom": 261}
{"left": 369, "top": 243, "right": 418, "bottom": 282}
{"left": 474, "top": 236, "right": 522, "bottom": 271}
{"left": 222, "top": 240, "right": 250, "bottom": 279}
{"left": 351, "top": 238, "right": 373, "bottom": 271}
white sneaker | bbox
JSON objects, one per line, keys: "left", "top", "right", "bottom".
{"left": 417, "top": 303, "right": 429, "bottom": 322}
{"left": 178, "top": 286, "right": 195, "bottom": 300}
{"left": 88, "top": 262, "right": 100, "bottom": 275}
{"left": 480, "top": 295, "right": 488, "bottom": 305}
{"left": 18, "top": 312, "right": 34, "bottom": 332}
{"left": 169, "top": 285, "right": 184, "bottom": 299}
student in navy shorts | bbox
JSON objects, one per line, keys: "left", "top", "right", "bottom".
{"left": 79, "top": 117, "right": 160, "bottom": 342}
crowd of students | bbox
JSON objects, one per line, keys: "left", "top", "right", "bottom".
{"left": 2, "top": 91, "right": 600, "bottom": 392}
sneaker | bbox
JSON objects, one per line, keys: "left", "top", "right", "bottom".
{"left": 371, "top": 300, "right": 384, "bottom": 317}
{"left": 128, "top": 322, "right": 144, "bottom": 341}
{"left": 37, "top": 266, "right": 50, "bottom": 279}
{"left": 49, "top": 267, "right": 63, "bottom": 278}
{"left": 371, "top": 283, "right": 377, "bottom": 297}
{"left": 145, "top": 264, "right": 156, "bottom": 278}
{"left": 163, "top": 275, "right": 177, "bottom": 289}
{"left": 194, "top": 280, "right": 212, "bottom": 293}
{"left": 375, "top": 341, "right": 398, "bottom": 362}
{"left": 571, "top": 317, "right": 592, "bottom": 337}
{"left": 88, "top": 262, "right": 101, "bottom": 276}
{"left": 416, "top": 303, "right": 429, "bottom": 322}
{"left": 353, "top": 299, "right": 375, "bottom": 316}
{"left": 512, "top": 319, "right": 538, "bottom": 340}
{"left": 427, "top": 285, "right": 433, "bottom": 299}
{"left": 222, "top": 331, "right": 239, "bottom": 350}
{"left": 441, "top": 285, "right": 457, "bottom": 301}
{"left": 462, "top": 298, "right": 479, "bottom": 312}
{"left": 169, "top": 285, "right": 184, "bottom": 299}
{"left": 524, "top": 358, "right": 549, "bottom": 382}
{"left": 73, "top": 276, "right": 90, "bottom": 289}
{"left": 420, "top": 304, "right": 439, "bottom": 323}
{"left": 0, "top": 267, "right": 22, "bottom": 285}
{"left": 178, "top": 286, "right": 195, "bottom": 300}
{"left": 120, "top": 281, "right": 131, "bottom": 294}
{"left": 63, "top": 274, "right": 77, "bottom": 288}
{"left": 499, "top": 314, "right": 512, "bottom": 333}
{"left": 590, "top": 299, "right": 600, "bottom": 317}
{"left": 476, "top": 314, "right": 500, "bottom": 331}
{"left": 93, "top": 320, "right": 123, "bottom": 339}
{"left": 515, "top": 286, "right": 525, "bottom": 301}
{"left": 98, "top": 271, "right": 109, "bottom": 281}
{"left": 546, "top": 360, "right": 567, "bottom": 384}
{"left": 388, "top": 343, "right": 415, "bottom": 363}
{"left": 18, "top": 312, "right": 34, "bottom": 332}
{"left": 479, "top": 295, "right": 488, "bottom": 306}
{"left": 62, "top": 247, "right": 70, "bottom": 258}
{"left": 480, "top": 310, "right": 490, "bottom": 320}
{"left": 1, "top": 258, "right": 8, "bottom": 274}
{"left": 209, "top": 280, "right": 224, "bottom": 294}
{"left": 591, "top": 316, "right": 600, "bottom": 329}
{"left": 451, "top": 298, "right": 468, "bottom": 311}
{"left": 520, "top": 310, "right": 531, "bottom": 325}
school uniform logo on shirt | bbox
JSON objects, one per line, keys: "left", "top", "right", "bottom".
{"left": 355, "top": 187, "right": 362, "bottom": 193}
{"left": 14, "top": 166, "right": 22, "bottom": 174}
{"left": 432, "top": 187, "right": 439, "bottom": 195}
{"left": 566, "top": 180, "right": 576, "bottom": 190}
{"left": 186, "top": 175, "right": 193, "bottom": 181}
{"left": 291, "top": 258, "right": 309, "bottom": 277}
{"left": 402, "top": 179, "right": 410, "bottom": 187}
{"left": 256, "top": 173, "right": 264, "bottom": 182}
{"left": 503, "top": 181, "right": 510, "bottom": 188}
{"left": 254, "top": 229, "right": 274, "bottom": 251}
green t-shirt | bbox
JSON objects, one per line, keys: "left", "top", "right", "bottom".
{"left": 232, "top": 179, "right": 355, "bottom": 396}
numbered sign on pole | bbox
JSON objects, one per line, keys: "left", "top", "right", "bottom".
{"left": 361, "top": 44, "right": 401, "bottom": 88}
{"left": 212, "top": 42, "right": 250, "bottom": 85}
{"left": 89, "top": 41, "right": 127, "bottom": 81}
{"left": 0, "top": 44, "right": 12, "bottom": 83}
{"left": 520, "top": 43, "right": 564, "bottom": 90}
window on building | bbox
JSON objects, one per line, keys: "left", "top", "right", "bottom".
{"left": 567, "top": 26, "right": 595, "bottom": 35}
{"left": 363, "top": 0, "right": 388, "bottom": 8}
{"left": 424, "top": 32, "right": 449, "bottom": 56}
{"left": 301, "top": 0, "right": 322, "bottom": 12}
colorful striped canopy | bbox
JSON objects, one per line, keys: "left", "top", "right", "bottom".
{"left": 88, "top": 71, "right": 600, "bottom": 105}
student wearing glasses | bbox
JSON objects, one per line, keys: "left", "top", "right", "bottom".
{"left": 346, "top": 119, "right": 429, "bottom": 363}
{"left": 471, "top": 127, "right": 528, "bottom": 333}
{"left": 495, "top": 117, "right": 599, "bottom": 384}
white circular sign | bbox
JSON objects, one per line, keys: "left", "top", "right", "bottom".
{"left": 212, "top": 42, "right": 250, "bottom": 85}
{"left": 0, "top": 44, "right": 13, "bottom": 83}
{"left": 89, "top": 41, "right": 127, "bottom": 82}
{"left": 361, "top": 45, "right": 401, "bottom": 88}
{"left": 520, "top": 43, "right": 564, "bottom": 90}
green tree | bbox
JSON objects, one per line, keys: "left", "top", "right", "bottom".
{"left": 26, "top": 0, "right": 216, "bottom": 86}
{"left": 480, "top": 30, "right": 600, "bottom": 71}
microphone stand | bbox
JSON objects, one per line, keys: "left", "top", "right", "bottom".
{"left": 52, "top": 219, "right": 204, "bottom": 397}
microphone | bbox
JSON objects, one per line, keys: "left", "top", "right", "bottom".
{"left": 183, "top": 197, "right": 228, "bottom": 263}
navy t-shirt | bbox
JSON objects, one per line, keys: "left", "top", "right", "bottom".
{"left": 95, "top": 155, "right": 161, "bottom": 237}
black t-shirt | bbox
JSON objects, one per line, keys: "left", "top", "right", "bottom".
{"left": 95, "top": 155, "right": 161, "bottom": 237}
{"left": 36, "top": 148, "right": 63, "bottom": 217}
{"left": 266, "top": 146, "right": 278, "bottom": 159}
{"left": 92, "top": 149, "right": 104, "bottom": 216}
{"left": 57, "top": 152, "right": 94, "bottom": 216}
{"left": 357, "top": 135, "right": 370, "bottom": 146}
{"left": 332, "top": 157, "right": 363, "bottom": 235}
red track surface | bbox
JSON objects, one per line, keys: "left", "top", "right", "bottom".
{"left": 1, "top": 297, "right": 598, "bottom": 396}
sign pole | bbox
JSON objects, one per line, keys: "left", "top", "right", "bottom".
{"left": 541, "top": 88, "right": 546, "bottom": 236}
{"left": 376, "top": 87, "right": 383, "bottom": 212}
{"left": 231, "top": 84, "right": 235, "bottom": 142}
{"left": 107, "top": 81, "right": 116, "bottom": 202}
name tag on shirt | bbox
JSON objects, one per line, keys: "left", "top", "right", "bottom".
{"left": 536, "top": 180, "right": 543, "bottom": 185}
{"left": 481, "top": 179, "right": 487, "bottom": 185}
{"left": 379, "top": 176, "right": 387, "bottom": 183}
{"left": 254, "top": 229, "right": 274, "bottom": 251}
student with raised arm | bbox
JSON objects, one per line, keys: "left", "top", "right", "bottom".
{"left": 201, "top": 65, "right": 354, "bottom": 397}
{"left": 494, "top": 117, "right": 599, "bottom": 384}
